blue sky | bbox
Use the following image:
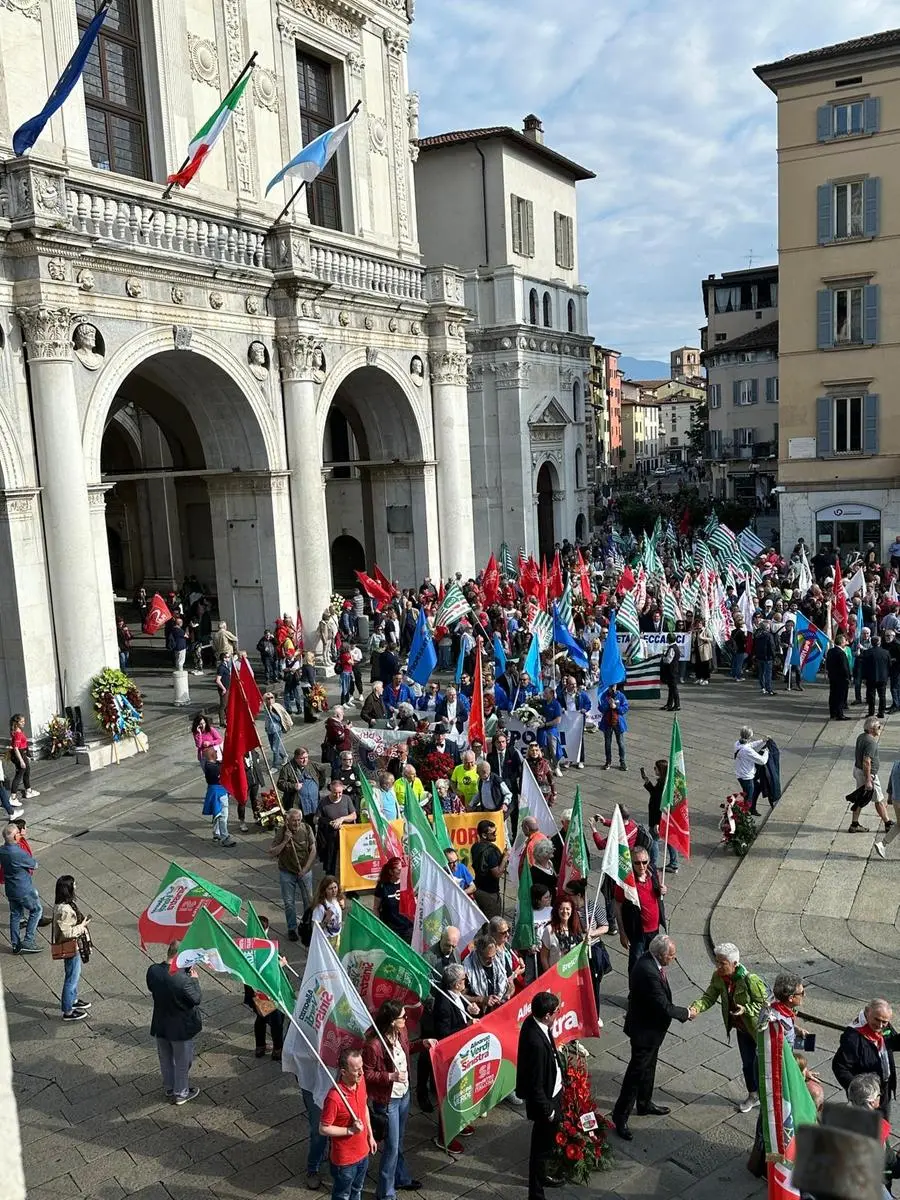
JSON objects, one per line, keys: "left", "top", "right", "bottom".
{"left": 408, "top": 0, "right": 898, "bottom": 359}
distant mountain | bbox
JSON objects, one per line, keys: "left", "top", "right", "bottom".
{"left": 617, "top": 357, "right": 670, "bottom": 380}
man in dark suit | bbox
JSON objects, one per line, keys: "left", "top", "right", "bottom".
{"left": 147, "top": 940, "right": 203, "bottom": 1105}
{"left": 488, "top": 731, "right": 521, "bottom": 826}
{"left": 516, "top": 992, "right": 565, "bottom": 1200}
{"left": 612, "top": 934, "right": 691, "bottom": 1140}
{"left": 825, "top": 632, "right": 852, "bottom": 720}
{"left": 863, "top": 635, "right": 891, "bottom": 718}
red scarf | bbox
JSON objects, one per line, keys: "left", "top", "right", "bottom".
{"left": 771, "top": 1000, "right": 796, "bottom": 1024}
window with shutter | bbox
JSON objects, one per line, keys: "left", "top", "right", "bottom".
{"left": 524, "top": 200, "right": 535, "bottom": 257}
{"left": 511, "top": 195, "right": 522, "bottom": 256}
{"left": 765, "top": 377, "right": 779, "bottom": 404}
{"left": 297, "top": 50, "right": 342, "bottom": 230}
{"left": 863, "top": 177, "right": 880, "bottom": 237}
{"left": 863, "top": 97, "right": 881, "bottom": 133}
{"left": 863, "top": 393, "right": 879, "bottom": 453}
{"left": 833, "top": 180, "right": 863, "bottom": 239}
{"left": 554, "top": 212, "right": 574, "bottom": 269}
{"left": 816, "top": 396, "right": 832, "bottom": 457}
{"left": 817, "top": 184, "right": 833, "bottom": 244}
{"left": 816, "top": 105, "right": 832, "bottom": 142}
{"left": 863, "top": 284, "right": 880, "bottom": 344}
{"left": 817, "top": 290, "right": 833, "bottom": 349}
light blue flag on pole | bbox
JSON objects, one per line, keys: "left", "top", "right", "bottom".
{"left": 407, "top": 607, "right": 437, "bottom": 686}
{"left": 522, "top": 633, "right": 541, "bottom": 684}
{"left": 792, "top": 612, "right": 829, "bottom": 681}
{"left": 552, "top": 605, "right": 589, "bottom": 670}
{"left": 454, "top": 638, "right": 466, "bottom": 687}
{"left": 492, "top": 634, "right": 507, "bottom": 677}
{"left": 600, "top": 609, "right": 627, "bottom": 689}
{"left": 265, "top": 105, "right": 360, "bottom": 195}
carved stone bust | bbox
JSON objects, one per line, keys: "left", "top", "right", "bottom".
{"left": 312, "top": 344, "right": 327, "bottom": 384}
{"left": 248, "top": 341, "right": 269, "bottom": 380}
{"left": 73, "top": 322, "right": 104, "bottom": 370}
{"left": 410, "top": 354, "right": 424, "bottom": 385}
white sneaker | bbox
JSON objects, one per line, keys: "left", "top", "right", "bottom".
{"left": 240, "top": 822, "right": 249, "bottom": 833}
{"left": 24, "top": 789, "right": 40, "bottom": 799}
{"left": 874, "top": 841, "right": 886, "bottom": 859}
{"left": 505, "top": 1093, "right": 524, "bottom": 1106}
{"left": 554, "top": 766, "right": 563, "bottom": 777}
{"left": 9, "top": 805, "right": 24, "bottom": 818}
{"left": 575, "top": 763, "right": 585, "bottom": 770}
{"left": 738, "top": 1093, "right": 760, "bottom": 1113}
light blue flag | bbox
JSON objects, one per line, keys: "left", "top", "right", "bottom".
{"left": 454, "top": 638, "right": 466, "bottom": 687}
{"left": 522, "top": 633, "right": 541, "bottom": 684}
{"left": 492, "top": 634, "right": 507, "bottom": 677}
{"left": 265, "top": 105, "right": 359, "bottom": 195}
{"left": 552, "top": 604, "right": 588, "bottom": 670}
{"left": 407, "top": 607, "right": 437, "bottom": 686}
{"left": 853, "top": 600, "right": 864, "bottom": 653}
{"left": 600, "top": 609, "right": 627, "bottom": 689}
{"left": 792, "top": 612, "right": 829, "bottom": 681}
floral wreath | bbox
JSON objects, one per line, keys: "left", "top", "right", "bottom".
{"left": 549, "top": 1054, "right": 613, "bottom": 1183}
{"left": 91, "top": 667, "right": 144, "bottom": 741}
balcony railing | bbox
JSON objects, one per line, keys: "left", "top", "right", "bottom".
{"left": 309, "top": 242, "right": 425, "bottom": 301}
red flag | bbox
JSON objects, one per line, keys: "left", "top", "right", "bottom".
{"left": 219, "top": 668, "right": 261, "bottom": 803}
{"left": 549, "top": 550, "right": 564, "bottom": 601}
{"left": 468, "top": 639, "right": 485, "bottom": 746}
{"left": 482, "top": 554, "right": 500, "bottom": 605}
{"left": 832, "top": 559, "right": 849, "bottom": 631}
{"left": 575, "top": 548, "right": 593, "bottom": 605}
{"left": 520, "top": 556, "right": 539, "bottom": 600}
{"left": 678, "top": 508, "right": 692, "bottom": 536}
{"left": 373, "top": 563, "right": 396, "bottom": 598}
{"left": 238, "top": 656, "right": 263, "bottom": 717}
{"left": 355, "top": 570, "right": 393, "bottom": 608}
{"left": 539, "top": 559, "right": 549, "bottom": 611}
{"left": 616, "top": 565, "right": 635, "bottom": 596}
{"left": 142, "top": 593, "right": 173, "bottom": 635}
{"left": 295, "top": 610, "right": 305, "bottom": 653}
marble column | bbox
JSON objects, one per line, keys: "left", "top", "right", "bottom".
{"left": 17, "top": 306, "right": 114, "bottom": 710}
{"left": 429, "top": 350, "right": 475, "bottom": 578}
{"left": 277, "top": 333, "right": 332, "bottom": 634}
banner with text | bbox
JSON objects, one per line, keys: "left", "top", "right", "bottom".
{"left": 504, "top": 710, "right": 584, "bottom": 764}
{"left": 618, "top": 631, "right": 692, "bottom": 659}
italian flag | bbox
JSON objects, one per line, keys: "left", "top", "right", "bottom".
{"left": 599, "top": 804, "right": 638, "bottom": 905}
{"left": 167, "top": 66, "right": 253, "bottom": 190}
{"left": 659, "top": 716, "right": 690, "bottom": 858}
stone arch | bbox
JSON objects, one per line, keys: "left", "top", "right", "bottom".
{"left": 536, "top": 458, "right": 560, "bottom": 562}
{"left": 0, "top": 402, "right": 27, "bottom": 490}
{"left": 81, "top": 325, "right": 284, "bottom": 481}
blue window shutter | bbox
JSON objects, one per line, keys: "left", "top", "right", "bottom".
{"left": 816, "top": 106, "right": 832, "bottom": 141}
{"left": 863, "top": 394, "right": 879, "bottom": 453}
{"left": 750, "top": 378, "right": 759, "bottom": 405}
{"left": 864, "top": 177, "right": 880, "bottom": 237}
{"left": 732, "top": 379, "right": 740, "bottom": 405}
{"left": 817, "top": 289, "right": 833, "bottom": 349}
{"left": 816, "top": 184, "right": 833, "bottom": 244}
{"left": 863, "top": 284, "right": 880, "bottom": 344}
{"left": 816, "top": 396, "right": 832, "bottom": 457}
{"left": 765, "top": 376, "right": 775, "bottom": 404}
{"left": 864, "top": 97, "right": 881, "bottom": 133}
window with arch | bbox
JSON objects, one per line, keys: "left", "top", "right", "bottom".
{"left": 567, "top": 298, "right": 576, "bottom": 333}
{"left": 529, "top": 288, "right": 539, "bottom": 325}
{"left": 542, "top": 292, "right": 552, "bottom": 328}
{"left": 575, "top": 446, "right": 584, "bottom": 488}
{"left": 573, "top": 380, "right": 581, "bottom": 423}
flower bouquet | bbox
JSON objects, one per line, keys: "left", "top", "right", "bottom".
{"left": 91, "top": 668, "right": 144, "bottom": 741}
{"left": 547, "top": 1054, "right": 613, "bottom": 1184}
{"left": 511, "top": 704, "right": 542, "bottom": 727}
{"left": 257, "top": 788, "right": 284, "bottom": 830}
{"left": 310, "top": 682, "right": 329, "bottom": 713}
{"left": 418, "top": 748, "right": 455, "bottom": 786}
{"left": 44, "top": 714, "right": 75, "bottom": 758}
{"left": 720, "top": 792, "right": 757, "bottom": 856}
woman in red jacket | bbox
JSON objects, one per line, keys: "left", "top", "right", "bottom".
{"left": 362, "top": 1000, "right": 434, "bottom": 1200}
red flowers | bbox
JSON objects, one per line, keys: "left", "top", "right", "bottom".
{"left": 547, "top": 1053, "right": 612, "bottom": 1184}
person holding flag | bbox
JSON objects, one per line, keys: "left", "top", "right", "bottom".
{"left": 319, "top": 1047, "right": 379, "bottom": 1200}
{"left": 146, "top": 940, "right": 203, "bottom": 1106}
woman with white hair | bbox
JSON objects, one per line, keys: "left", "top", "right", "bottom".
{"left": 733, "top": 726, "right": 769, "bottom": 815}
{"left": 688, "top": 942, "right": 768, "bottom": 1113}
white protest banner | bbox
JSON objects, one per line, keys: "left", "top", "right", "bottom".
{"left": 504, "top": 711, "right": 584, "bottom": 765}
{"left": 617, "top": 632, "right": 692, "bottom": 660}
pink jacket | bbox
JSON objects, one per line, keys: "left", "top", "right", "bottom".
{"left": 194, "top": 727, "right": 223, "bottom": 761}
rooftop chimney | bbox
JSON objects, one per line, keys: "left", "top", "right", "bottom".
{"left": 522, "top": 114, "right": 544, "bottom": 144}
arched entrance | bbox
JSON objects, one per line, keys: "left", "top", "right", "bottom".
{"left": 575, "top": 513, "right": 587, "bottom": 544}
{"left": 321, "top": 364, "right": 434, "bottom": 588}
{"left": 92, "top": 342, "right": 290, "bottom": 645}
{"left": 536, "top": 462, "right": 558, "bottom": 562}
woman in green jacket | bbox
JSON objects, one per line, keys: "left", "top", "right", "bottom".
{"left": 688, "top": 942, "right": 768, "bottom": 1113}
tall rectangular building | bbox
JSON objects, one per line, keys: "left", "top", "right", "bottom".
{"left": 756, "top": 31, "right": 900, "bottom": 557}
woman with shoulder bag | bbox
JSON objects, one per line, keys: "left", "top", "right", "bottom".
{"left": 52, "top": 875, "right": 92, "bottom": 1022}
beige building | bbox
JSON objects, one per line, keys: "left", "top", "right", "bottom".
{"left": 756, "top": 31, "right": 900, "bottom": 557}
{"left": 620, "top": 382, "right": 661, "bottom": 474}
{"left": 700, "top": 266, "right": 779, "bottom": 502}
{"left": 639, "top": 378, "right": 706, "bottom": 468}
{"left": 670, "top": 345, "right": 702, "bottom": 381}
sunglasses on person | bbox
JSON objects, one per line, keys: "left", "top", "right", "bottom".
{"left": 634, "top": 857, "right": 650, "bottom": 866}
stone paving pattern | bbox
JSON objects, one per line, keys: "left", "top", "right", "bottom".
{"left": 5, "top": 664, "right": 899, "bottom": 1199}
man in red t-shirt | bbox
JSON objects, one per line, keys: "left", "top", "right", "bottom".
{"left": 614, "top": 848, "right": 667, "bottom": 972}
{"left": 319, "top": 1047, "right": 377, "bottom": 1200}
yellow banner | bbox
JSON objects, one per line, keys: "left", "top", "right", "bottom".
{"left": 338, "top": 811, "right": 506, "bottom": 891}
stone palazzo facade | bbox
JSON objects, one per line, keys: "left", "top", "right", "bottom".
{"left": 0, "top": 0, "right": 474, "bottom": 727}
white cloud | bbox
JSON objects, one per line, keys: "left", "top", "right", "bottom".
{"left": 409, "top": 0, "right": 899, "bottom": 357}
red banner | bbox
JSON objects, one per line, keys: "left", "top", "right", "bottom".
{"left": 429, "top": 942, "right": 600, "bottom": 1143}
{"left": 142, "top": 592, "right": 173, "bottom": 635}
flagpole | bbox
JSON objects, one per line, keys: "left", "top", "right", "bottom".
{"left": 280, "top": 1008, "right": 359, "bottom": 1121}
{"left": 162, "top": 50, "right": 258, "bottom": 200}
{"left": 231, "top": 658, "right": 287, "bottom": 820}
{"left": 269, "top": 99, "right": 362, "bottom": 228}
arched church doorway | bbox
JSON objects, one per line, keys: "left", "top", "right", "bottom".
{"left": 575, "top": 513, "right": 587, "bottom": 544}
{"left": 536, "top": 462, "right": 558, "bottom": 562}
{"left": 322, "top": 366, "right": 430, "bottom": 588}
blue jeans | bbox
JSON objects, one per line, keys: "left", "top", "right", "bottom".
{"left": 119, "top": 651, "right": 130, "bottom": 671}
{"left": 603, "top": 727, "right": 626, "bottom": 766}
{"left": 731, "top": 652, "right": 746, "bottom": 680}
{"left": 758, "top": 660, "right": 773, "bottom": 692}
{"left": 340, "top": 671, "right": 354, "bottom": 704}
{"left": 302, "top": 1088, "right": 328, "bottom": 1175}
{"left": 437, "top": 642, "right": 452, "bottom": 670}
{"left": 268, "top": 730, "right": 287, "bottom": 768}
{"left": 330, "top": 1156, "right": 369, "bottom": 1200}
{"left": 9, "top": 888, "right": 42, "bottom": 948}
{"left": 212, "top": 799, "right": 229, "bottom": 841}
{"left": 650, "top": 835, "right": 677, "bottom": 871}
{"left": 372, "top": 1090, "right": 413, "bottom": 1199}
{"left": 0, "top": 785, "right": 15, "bottom": 818}
{"left": 279, "top": 869, "right": 312, "bottom": 934}
{"left": 736, "top": 1027, "right": 759, "bottom": 1094}
{"left": 61, "top": 950, "right": 82, "bottom": 1014}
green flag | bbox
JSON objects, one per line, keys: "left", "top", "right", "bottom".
{"left": 360, "top": 771, "right": 404, "bottom": 865}
{"left": 659, "top": 716, "right": 690, "bottom": 858}
{"left": 513, "top": 857, "right": 536, "bottom": 951}
{"left": 404, "top": 781, "right": 446, "bottom": 885}
{"left": 558, "top": 787, "right": 590, "bottom": 897}
{"left": 430, "top": 783, "right": 453, "bottom": 853}
{"left": 338, "top": 899, "right": 431, "bottom": 1009}
{"left": 137, "top": 861, "right": 243, "bottom": 949}
{"left": 245, "top": 901, "right": 295, "bottom": 1011}
{"left": 175, "top": 907, "right": 295, "bottom": 1014}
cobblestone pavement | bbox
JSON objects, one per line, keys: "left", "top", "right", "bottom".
{"left": 5, "top": 665, "right": 898, "bottom": 1200}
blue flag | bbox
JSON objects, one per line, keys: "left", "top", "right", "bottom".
{"left": 600, "top": 609, "right": 627, "bottom": 689}
{"left": 13, "top": 2, "right": 112, "bottom": 156}
{"left": 265, "top": 107, "right": 359, "bottom": 194}
{"left": 792, "top": 612, "right": 828, "bottom": 681}
{"left": 407, "top": 607, "right": 437, "bottom": 687}
{"left": 522, "top": 633, "right": 541, "bottom": 686}
{"left": 853, "top": 600, "right": 864, "bottom": 653}
{"left": 454, "top": 638, "right": 466, "bottom": 687}
{"left": 492, "top": 634, "right": 507, "bottom": 677}
{"left": 552, "top": 604, "right": 588, "bottom": 670}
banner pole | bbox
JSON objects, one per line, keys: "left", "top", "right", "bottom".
{"left": 281, "top": 1009, "right": 358, "bottom": 1121}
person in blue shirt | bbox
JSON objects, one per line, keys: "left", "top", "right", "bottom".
{"left": 599, "top": 682, "right": 629, "bottom": 771}
{"left": 492, "top": 680, "right": 511, "bottom": 712}
{"left": 556, "top": 675, "right": 591, "bottom": 770}
{"left": 537, "top": 685, "right": 563, "bottom": 774}
{"left": 383, "top": 673, "right": 414, "bottom": 716}
{"left": 443, "top": 847, "right": 476, "bottom": 896}
{"left": 0, "top": 822, "right": 44, "bottom": 953}
{"left": 513, "top": 672, "right": 540, "bottom": 706}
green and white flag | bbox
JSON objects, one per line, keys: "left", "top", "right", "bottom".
{"left": 175, "top": 906, "right": 295, "bottom": 1014}
{"left": 599, "top": 805, "right": 638, "bottom": 905}
{"left": 404, "top": 781, "right": 446, "bottom": 886}
{"left": 529, "top": 605, "right": 553, "bottom": 652}
{"left": 430, "top": 783, "right": 453, "bottom": 853}
{"left": 338, "top": 899, "right": 431, "bottom": 1010}
{"left": 513, "top": 857, "right": 536, "bottom": 951}
{"left": 558, "top": 578, "right": 574, "bottom": 634}
{"left": 499, "top": 542, "right": 517, "bottom": 581}
{"left": 434, "top": 583, "right": 470, "bottom": 628}
{"left": 557, "top": 787, "right": 590, "bottom": 898}
{"left": 659, "top": 716, "right": 690, "bottom": 858}
{"left": 411, "top": 841, "right": 485, "bottom": 955}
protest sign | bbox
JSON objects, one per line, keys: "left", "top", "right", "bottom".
{"left": 338, "top": 811, "right": 506, "bottom": 889}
